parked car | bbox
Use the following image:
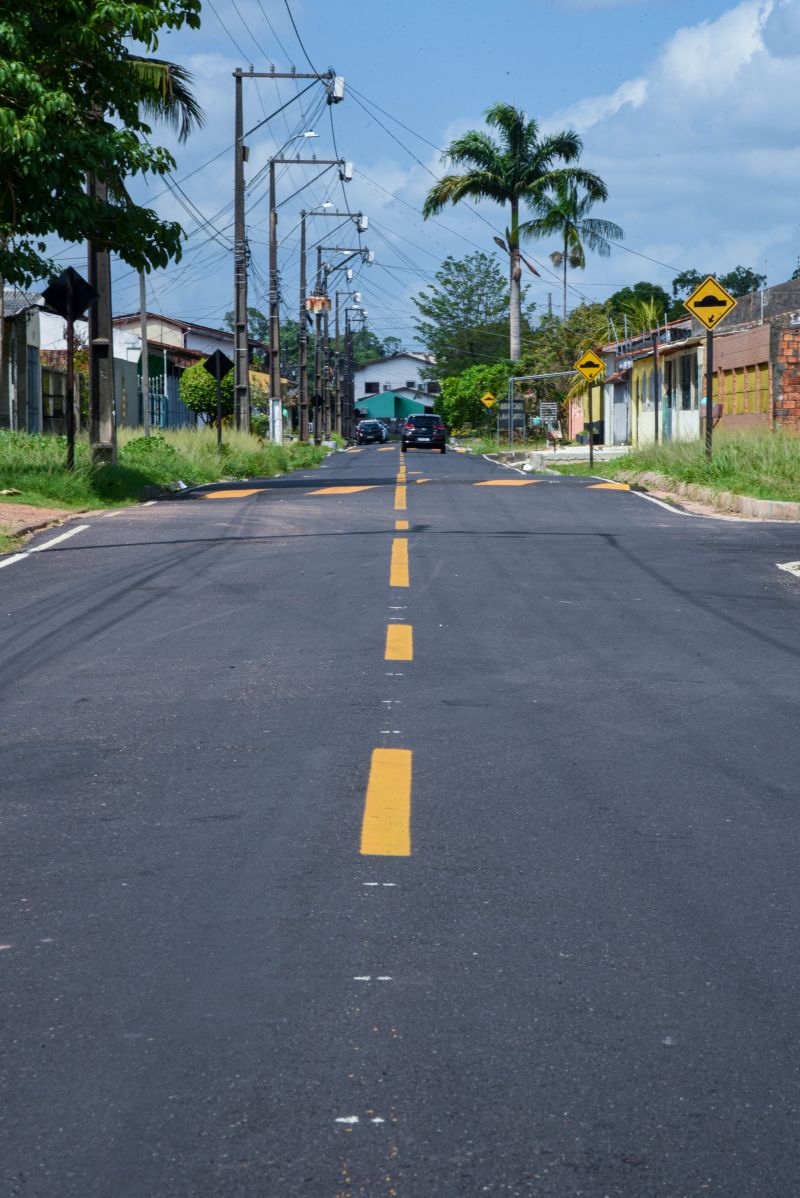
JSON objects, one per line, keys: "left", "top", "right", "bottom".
{"left": 356, "top": 419, "right": 388, "bottom": 444}
{"left": 401, "top": 414, "right": 447, "bottom": 453}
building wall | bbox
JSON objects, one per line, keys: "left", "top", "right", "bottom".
{"left": 708, "top": 324, "right": 772, "bottom": 431}
{"left": 355, "top": 355, "right": 433, "bottom": 398}
{"left": 184, "top": 328, "right": 235, "bottom": 356}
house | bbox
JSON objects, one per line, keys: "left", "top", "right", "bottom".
{"left": 1, "top": 290, "right": 42, "bottom": 432}
{"left": 353, "top": 351, "right": 439, "bottom": 401}
{"left": 112, "top": 312, "right": 267, "bottom": 429}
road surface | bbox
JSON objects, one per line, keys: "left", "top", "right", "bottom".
{"left": 3, "top": 445, "right": 800, "bottom": 1196}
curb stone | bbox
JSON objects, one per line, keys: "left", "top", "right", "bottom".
{"left": 617, "top": 470, "right": 800, "bottom": 522}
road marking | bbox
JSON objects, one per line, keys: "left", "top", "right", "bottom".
{"left": 390, "top": 538, "right": 409, "bottom": 587}
{"left": 777, "top": 561, "right": 800, "bottom": 578}
{"left": 0, "top": 553, "right": 29, "bottom": 571}
{"left": 415, "top": 478, "right": 432, "bottom": 484}
{"left": 28, "top": 524, "right": 91, "bottom": 552}
{"left": 385, "top": 624, "right": 413, "bottom": 660}
{"left": 142, "top": 499, "right": 157, "bottom": 506}
{"left": 361, "top": 748, "right": 412, "bottom": 856}
{"left": 394, "top": 485, "right": 407, "bottom": 511}
{"left": 587, "top": 482, "right": 630, "bottom": 491}
{"left": 395, "top": 519, "right": 409, "bottom": 530}
{"left": 473, "top": 480, "right": 540, "bottom": 487}
{"left": 202, "top": 488, "right": 264, "bottom": 499}
{"left": 306, "top": 485, "right": 379, "bottom": 496}
{"left": 377, "top": 446, "right": 395, "bottom": 452}
{"left": 336, "top": 1116, "right": 360, "bottom": 1124}
{"left": 101, "top": 510, "right": 123, "bottom": 518}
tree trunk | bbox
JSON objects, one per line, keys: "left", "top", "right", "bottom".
{"left": 563, "top": 231, "right": 568, "bottom": 320}
{"left": 509, "top": 198, "right": 521, "bottom": 360}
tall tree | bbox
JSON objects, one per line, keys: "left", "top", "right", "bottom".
{"left": 0, "top": 0, "right": 201, "bottom": 286}
{"left": 422, "top": 102, "right": 605, "bottom": 359}
{"left": 607, "top": 281, "right": 671, "bottom": 326}
{"left": 412, "top": 251, "right": 533, "bottom": 377}
{"left": 719, "top": 265, "right": 767, "bottom": 297}
{"left": 521, "top": 177, "right": 623, "bottom": 318}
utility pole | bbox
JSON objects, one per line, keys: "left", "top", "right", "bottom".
{"left": 299, "top": 211, "right": 309, "bottom": 441}
{"left": 233, "top": 69, "right": 249, "bottom": 432}
{"left": 86, "top": 174, "right": 116, "bottom": 464}
{"left": 234, "top": 68, "right": 345, "bottom": 440}
{"left": 268, "top": 157, "right": 346, "bottom": 443}
{"left": 138, "top": 272, "right": 150, "bottom": 434}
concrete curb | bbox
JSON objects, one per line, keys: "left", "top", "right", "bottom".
{"left": 617, "top": 470, "right": 800, "bottom": 522}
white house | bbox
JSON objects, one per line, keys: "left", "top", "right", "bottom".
{"left": 353, "top": 351, "right": 438, "bottom": 401}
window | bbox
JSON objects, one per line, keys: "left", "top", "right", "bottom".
{"left": 383, "top": 382, "right": 391, "bottom": 391}
{"left": 364, "top": 382, "right": 379, "bottom": 394}
{"left": 406, "top": 380, "right": 417, "bottom": 390}
{"left": 681, "top": 353, "right": 696, "bottom": 409}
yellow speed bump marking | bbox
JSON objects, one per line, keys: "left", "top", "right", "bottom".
{"left": 390, "top": 538, "right": 409, "bottom": 587}
{"left": 395, "top": 519, "right": 409, "bottom": 530}
{"left": 394, "top": 485, "right": 407, "bottom": 511}
{"left": 202, "top": 488, "right": 264, "bottom": 499}
{"left": 415, "top": 478, "right": 432, "bottom": 484}
{"left": 361, "top": 748, "right": 412, "bottom": 856}
{"left": 385, "top": 623, "right": 413, "bottom": 661}
{"left": 306, "top": 485, "right": 379, "bottom": 495}
{"left": 377, "top": 446, "right": 395, "bottom": 452}
{"left": 587, "top": 482, "right": 630, "bottom": 490}
{"left": 473, "top": 480, "right": 541, "bottom": 487}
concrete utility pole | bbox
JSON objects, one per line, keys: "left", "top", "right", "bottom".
{"left": 138, "top": 272, "right": 150, "bottom": 435}
{"left": 298, "top": 210, "right": 366, "bottom": 439}
{"left": 233, "top": 68, "right": 345, "bottom": 438}
{"left": 232, "top": 69, "right": 249, "bottom": 432}
{"left": 268, "top": 156, "right": 345, "bottom": 443}
{"left": 86, "top": 174, "right": 117, "bottom": 464}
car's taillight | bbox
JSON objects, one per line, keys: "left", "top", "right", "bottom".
{"left": 435, "top": 424, "right": 445, "bottom": 431}
{"left": 404, "top": 423, "right": 414, "bottom": 431}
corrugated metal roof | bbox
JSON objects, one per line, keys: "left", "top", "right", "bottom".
{"left": 3, "top": 290, "right": 41, "bottom": 316}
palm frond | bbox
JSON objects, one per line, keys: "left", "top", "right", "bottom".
{"left": 127, "top": 57, "right": 204, "bottom": 142}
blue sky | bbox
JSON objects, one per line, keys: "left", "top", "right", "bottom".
{"left": 99, "top": 0, "right": 800, "bottom": 350}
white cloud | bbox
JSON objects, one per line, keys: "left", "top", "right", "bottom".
{"left": 546, "top": 78, "right": 647, "bottom": 135}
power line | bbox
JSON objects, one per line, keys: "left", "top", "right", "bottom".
{"left": 283, "top": 0, "right": 319, "bottom": 74}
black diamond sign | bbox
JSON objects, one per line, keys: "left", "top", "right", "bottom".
{"left": 203, "top": 349, "right": 234, "bottom": 381}
{"left": 42, "top": 267, "right": 97, "bottom": 321}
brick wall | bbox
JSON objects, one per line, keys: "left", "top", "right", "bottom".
{"left": 774, "top": 327, "right": 800, "bottom": 429}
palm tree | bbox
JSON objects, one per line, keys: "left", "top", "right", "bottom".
{"left": 422, "top": 102, "right": 607, "bottom": 360}
{"left": 521, "top": 177, "right": 623, "bottom": 320}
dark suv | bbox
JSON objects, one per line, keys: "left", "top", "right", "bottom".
{"left": 401, "top": 414, "right": 447, "bottom": 453}
{"left": 356, "top": 419, "right": 388, "bottom": 444}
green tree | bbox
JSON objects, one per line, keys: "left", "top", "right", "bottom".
{"left": 224, "top": 306, "right": 270, "bottom": 343}
{"left": 382, "top": 336, "right": 403, "bottom": 356}
{"left": 719, "top": 265, "right": 767, "bottom": 297}
{"left": 671, "top": 269, "right": 706, "bottom": 299}
{"left": 179, "top": 360, "right": 234, "bottom": 425}
{"left": 439, "top": 362, "right": 510, "bottom": 430}
{"left": 0, "top": 0, "right": 201, "bottom": 286}
{"left": 412, "top": 251, "right": 532, "bottom": 377}
{"left": 521, "top": 177, "right": 623, "bottom": 318}
{"left": 422, "top": 102, "right": 606, "bottom": 359}
{"left": 607, "top": 281, "right": 671, "bottom": 325}
{"left": 351, "top": 328, "right": 386, "bottom": 367}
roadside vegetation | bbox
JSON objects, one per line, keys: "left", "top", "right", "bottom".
{"left": 552, "top": 430, "right": 800, "bottom": 503}
{"left": 0, "top": 427, "right": 327, "bottom": 511}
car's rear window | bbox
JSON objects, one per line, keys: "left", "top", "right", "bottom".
{"left": 409, "top": 416, "right": 438, "bottom": 428}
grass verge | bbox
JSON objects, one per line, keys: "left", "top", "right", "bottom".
{"left": 0, "top": 427, "right": 328, "bottom": 511}
{"left": 551, "top": 430, "right": 800, "bottom": 503}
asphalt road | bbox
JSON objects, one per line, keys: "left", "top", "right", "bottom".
{"left": 3, "top": 445, "right": 800, "bottom": 1197}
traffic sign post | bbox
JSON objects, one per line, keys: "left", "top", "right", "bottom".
{"left": 42, "top": 267, "right": 97, "bottom": 471}
{"left": 203, "top": 349, "right": 234, "bottom": 454}
{"left": 574, "top": 350, "right": 606, "bottom": 469}
{"left": 684, "top": 276, "right": 737, "bottom": 460}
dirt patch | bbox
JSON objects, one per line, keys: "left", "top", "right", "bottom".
{"left": 0, "top": 502, "right": 75, "bottom": 537}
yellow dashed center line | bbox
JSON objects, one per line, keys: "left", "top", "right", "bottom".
{"left": 202, "top": 488, "right": 264, "bottom": 499}
{"left": 385, "top": 623, "right": 413, "bottom": 661}
{"left": 361, "top": 749, "right": 412, "bottom": 856}
{"left": 390, "top": 538, "right": 409, "bottom": 587}
{"left": 587, "top": 482, "right": 631, "bottom": 490}
{"left": 395, "top": 519, "right": 409, "bottom": 531}
{"left": 394, "top": 485, "right": 407, "bottom": 511}
{"left": 473, "top": 480, "right": 541, "bottom": 487}
{"left": 306, "top": 485, "right": 379, "bottom": 495}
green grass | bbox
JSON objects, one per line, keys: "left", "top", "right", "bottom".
{"left": 551, "top": 430, "right": 800, "bottom": 503}
{"left": 0, "top": 529, "right": 23, "bottom": 554}
{"left": 0, "top": 427, "right": 328, "bottom": 511}
{"left": 456, "top": 436, "right": 548, "bottom": 456}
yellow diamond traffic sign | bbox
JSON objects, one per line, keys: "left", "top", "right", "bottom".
{"left": 480, "top": 391, "right": 497, "bottom": 408}
{"left": 574, "top": 350, "right": 605, "bottom": 382}
{"left": 684, "top": 275, "right": 737, "bottom": 330}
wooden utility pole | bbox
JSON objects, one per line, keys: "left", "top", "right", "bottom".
{"left": 232, "top": 69, "right": 249, "bottom": 432}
